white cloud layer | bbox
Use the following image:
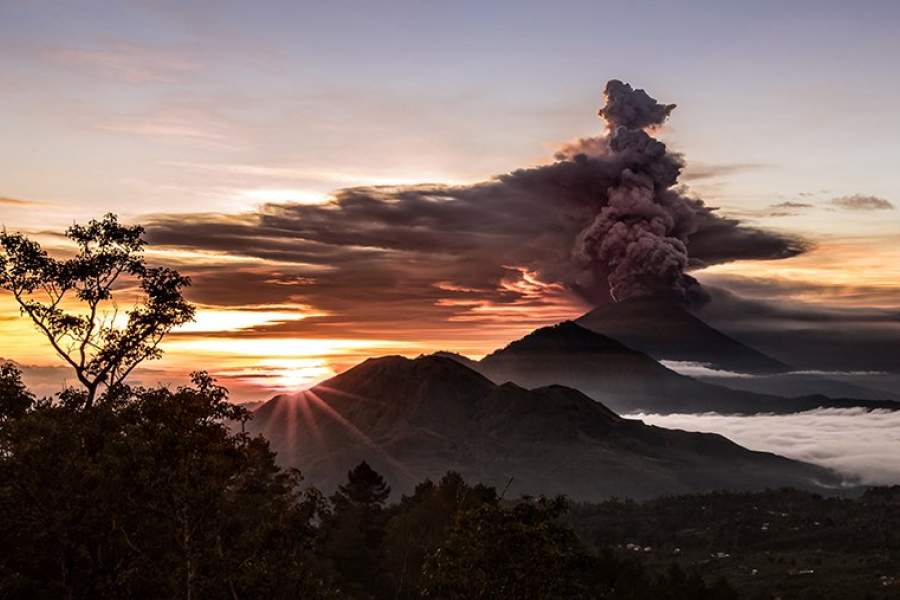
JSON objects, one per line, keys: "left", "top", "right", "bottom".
{"left": 628, "top": 408, "right": 900, "bottom": 486}
{"left": 661, "top": 360, "right": 885, "bottom": 379}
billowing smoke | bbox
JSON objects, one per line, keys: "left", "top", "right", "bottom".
{"left": 573, "top": 80, "right": 705, "bottom": 303}
{"left": 598, "top": 79, "right": 677, "bottom": 131}
{"left": 148, "top": 80, "right": 807, "bottom": 322}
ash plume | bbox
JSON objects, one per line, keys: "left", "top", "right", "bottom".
{"left": 147, "top": 80, "right": 807, "bottom": 322}
{"left": 573, "top": 80, "right": 706, "bottom": 303}
{"left": 598, "top": 79, "right": 677, "bottom": 131}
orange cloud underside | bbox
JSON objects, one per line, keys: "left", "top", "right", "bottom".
{"left": 0, "top": 265, "right": 583, "bottom": 402}
{"left": 5, "top": 238, "right": 898, "bottom": 403}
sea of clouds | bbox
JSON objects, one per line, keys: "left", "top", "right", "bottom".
{"left": 628, "top": 408, "right": 900, "bottom": 486}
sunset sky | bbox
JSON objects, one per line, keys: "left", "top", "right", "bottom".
{"left": 2, "top": 1, "right": 899, "bottom": 401}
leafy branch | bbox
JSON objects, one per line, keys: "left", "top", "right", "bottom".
{"left": 0, "top": 214, "right": 195, "bottom": 406}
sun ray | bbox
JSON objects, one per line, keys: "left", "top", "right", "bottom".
{"left": 304, "top": 389, "right": 418, "bottom": 484}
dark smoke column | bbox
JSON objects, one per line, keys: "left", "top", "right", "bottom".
{"left": 575, "top": 80, "right": 704, "bottom": 304}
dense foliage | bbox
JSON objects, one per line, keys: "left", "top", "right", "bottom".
{"left": 0, "top": 214, "right": 194, "bottom": 406}
{"left": 0, "top": 370, "right": 337, "bottom": 599}
{"left": 1, "top": 216, "right": 892, "bottom": 599}
{"left": 0, "top": 364, "right": 743, "bottom": 599}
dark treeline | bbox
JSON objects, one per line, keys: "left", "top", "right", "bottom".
{"left": 0, "top": 214, "right": 736, "bottom": 599}
{"left": 566, "top": 488, "right": 900, "bottom": 599}
{"left": 0, "top": 364, "right": 737, "bottom": 599}
{"left": 0, "top": 216, "right": 889, "bottom": 599}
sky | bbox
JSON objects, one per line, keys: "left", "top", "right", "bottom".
{"left": 1, "top": 1, "right": 899, "bottom": 401}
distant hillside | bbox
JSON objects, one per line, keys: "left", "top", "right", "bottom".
{"left": 249, "top": 355, "right": 841, "bottom": 501}
{"left": 474, "top": 322, "right": 900, "bottom": 414}
{"left": 576, "top": 296, "right": 790, "bottom": 374}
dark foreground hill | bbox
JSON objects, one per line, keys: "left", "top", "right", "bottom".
{"left": 249, "top": 355, "right": 840, "bottom": 501}
{"left": 473, "top": 322, "right": 900, "bottom": 415}
{"left": 576, "top": 296, "right": 790, "bottom": 374}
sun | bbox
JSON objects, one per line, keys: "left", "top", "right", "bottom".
{"left": 266, "top": 359, "right": 337, "bottom": 391}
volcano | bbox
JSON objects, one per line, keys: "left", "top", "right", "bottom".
{"left": 248, "top": 354, "right": 840, "bottom": 501}
{"left": 576, "top": 296, "right": 791, "bottom": 374}
{"left": 474, "top": 321, "right": 899, "bottom": 414}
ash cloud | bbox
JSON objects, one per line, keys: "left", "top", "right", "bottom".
{"left": 146, "top": 80, "right": 806, "bottom": 321}
{"left": 598, "top": 79, "right": 676, "bottom": 130}
{"left": 686, "top": 211, "right": 811, "bottom": 264}
{"left": 680, "top": 162, "right": 767, "bottom": 181}
{"left": 693, "top": 282, "right": 900, "bottom": 373}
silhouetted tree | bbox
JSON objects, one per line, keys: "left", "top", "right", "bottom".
{"left": 0, "top": 214, "right": 751, "bottom": 600}
{"left": 421, "top": 496, "right": 601, "bottom": 599}
{"left": 0, "top": 362, "right": 32, "bottom": 426}
{"left": 0, "top": 370, "right": 340, "bottom": 599}
{"left": 334, "top": 461, "right": 391, "bottom": 508}
{"left": 383, "top": 472, "right": 498, "bottom": 599}
{"left": 0, "top": 214, "right": 194, "bottom": 406}
{"left": 324, "top": 461, "right": 391, "bottom": 598}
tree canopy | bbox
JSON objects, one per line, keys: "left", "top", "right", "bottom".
{"left": 0, "top": 215, "right": 744, "bottom": 599}
{"left": 0, "top": 214, "right": 194, "bottom": 405}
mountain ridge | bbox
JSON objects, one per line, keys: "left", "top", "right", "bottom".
{"left": 472, "top": 321, "right": 900, "bottom": 414}
{"left": 249, "top": 354, "right": 843, "bottom": 501}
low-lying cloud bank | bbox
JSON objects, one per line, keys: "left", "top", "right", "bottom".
{"left": 661, "top": 360, "right": 885, "bottom": 380}
{"left": 630, "top": 409, "right": 900, "bottom": 486}
{"left": 659, "top": 361, "right": 900, "bottom": 400}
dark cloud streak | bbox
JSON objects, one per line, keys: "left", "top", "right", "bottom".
{"left": 831, "top": 195, "right": 894, "bottom": 211}
{"left": 770, "top": 201, "right": 813, "bottom": 209}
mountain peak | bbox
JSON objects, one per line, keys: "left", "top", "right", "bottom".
{"left": 248, "top": 350, "right": 839, "bottom": 501}
{"left": 329, "top": 353, "right": 495, "bottom": 390}
{"left": 430, "top": 351, "right": 481, "bottom": 370}
{"left": 577, "top": 296, "right": 790, "bottom": 374}
{"left": 482, "top": 321, "right": 636, "bottom": 361}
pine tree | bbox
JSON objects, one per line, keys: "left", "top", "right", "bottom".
{"left": 334, "top": 461, "right": 391, "bottom": 509}
{"left": 324, "top": 462, "right": 391, "bottom": 598}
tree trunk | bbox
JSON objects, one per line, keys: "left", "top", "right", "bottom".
{"left": 85, "top": 383, "right": 97, "bottom": 408}
{"left": 182, "top": 505, "right": 194, "bottom": 600}
{"left": 61, "top": 549, "right": 74, "bottom": 600}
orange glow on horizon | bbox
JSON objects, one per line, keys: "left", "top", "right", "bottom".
{"left": 697, "top": 236, "right": 900, "bottom": 308}
{"left": 5, "top": 236, "right": 897, "bottom": 403}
